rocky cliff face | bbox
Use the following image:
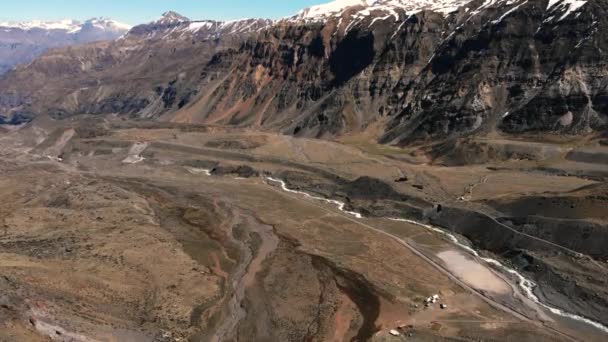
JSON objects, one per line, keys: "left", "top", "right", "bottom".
{"left": 382, "top": 0, "right": 608, "bottom": 144}
{"left": 0, "top": 0, "right": 606, "bottom": 143}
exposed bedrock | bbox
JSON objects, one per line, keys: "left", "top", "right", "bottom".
{"left": 1, "top": 0, "right": 607, "bottom": 143}
{"left": 498, "top": 216, "right": 608, "bottom": 259}
{"left": 508, "top": 250, "right": 608, "bottom": 326}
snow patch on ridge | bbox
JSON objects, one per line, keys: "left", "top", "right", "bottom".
{"left": 186, "top": 21, "right": 215, "bottom": 32}
{"left": 296, "top": 0, "right": 471, "bottom": 20}
{"left": 547, "top": 0, "right": 588, "bottom": 20}
{"left": 128, "top": 13, "right": 273, "bottom": 41}
{"left": 492, "top": 0, "right": 528, "bottom": 24}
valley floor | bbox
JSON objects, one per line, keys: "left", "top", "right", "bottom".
{"left": 0, "top": 116, "right": 606, "bottom": 341}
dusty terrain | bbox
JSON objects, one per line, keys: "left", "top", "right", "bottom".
{"left": 0, "top": 116, "right": 607, "bottom": 341}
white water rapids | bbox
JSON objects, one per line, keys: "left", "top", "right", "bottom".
{"left": 263, "top": 176, "right": 608, "bottom": 334}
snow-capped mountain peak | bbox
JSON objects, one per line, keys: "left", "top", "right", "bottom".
{"left": 157, "top": 11, "right": 191, "bottom": 25}
{"left": 81, "top": 18, "right": 133, "bottom": 33}
{"left": 0, "top": 17, "right": 131, "bottom": 75}
{"left": 0, "top": 19, "right": 81, "bottom": 31}
{"left": 0, "top": 18, "right": 131, "bottom": 33}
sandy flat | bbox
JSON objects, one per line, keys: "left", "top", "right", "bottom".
{"left": 438, "top": 250, "right": 511, "bottom": 295}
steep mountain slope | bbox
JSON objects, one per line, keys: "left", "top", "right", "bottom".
{"left": 0, "top": 18, "right": 130, "bottom": 75}
{"left": 0, "top": 0, "right": 606, "bottom": 144}
{"left": 0, "top": 12, "right": 272, "bottom": 124}
{"left": 382, "top": 0, "right": 607, "bottom": 144}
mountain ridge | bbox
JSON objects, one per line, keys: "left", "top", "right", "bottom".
{"left": 0, "top": 0, "right": 605, "bottom": 145}
{"left": 0, "top": 17, "right": 131, "bottom": 32}
{"left": 0, "top": 17, "right": 131, "bottom": 75}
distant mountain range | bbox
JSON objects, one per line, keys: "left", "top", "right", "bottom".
{"left": 0, "top": 0, "right": 606, "bottom": 145}
{"left": 0, "top": 17, "right": 130, "bottom": 74}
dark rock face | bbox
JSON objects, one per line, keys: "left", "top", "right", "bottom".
{"left": 340, "top": 176, "right": 408, "bottom": 201}
{"left": 0, "top": 112, "right": 32, "bottom": 125}
{"left": 210, "top": 165, "right": 259, "bottom": 178}
{"left": 382, "top": 0, "right": 608, "bottom": 144}
{"left": 0, "top": 1, "right": 606, "bottom": 141}
{"left": 506, "top": 249, "right": 608, "bottom": 326}
{"left": 498, "top": 216, "right": 608, "bottom": 259}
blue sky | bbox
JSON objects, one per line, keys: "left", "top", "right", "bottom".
{"left": 0, "top": 0, "right": 328, "bottom": 24}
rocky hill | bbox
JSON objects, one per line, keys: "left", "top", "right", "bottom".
{"left": 0, "top": 0, "right": 605, "bottom": 144}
